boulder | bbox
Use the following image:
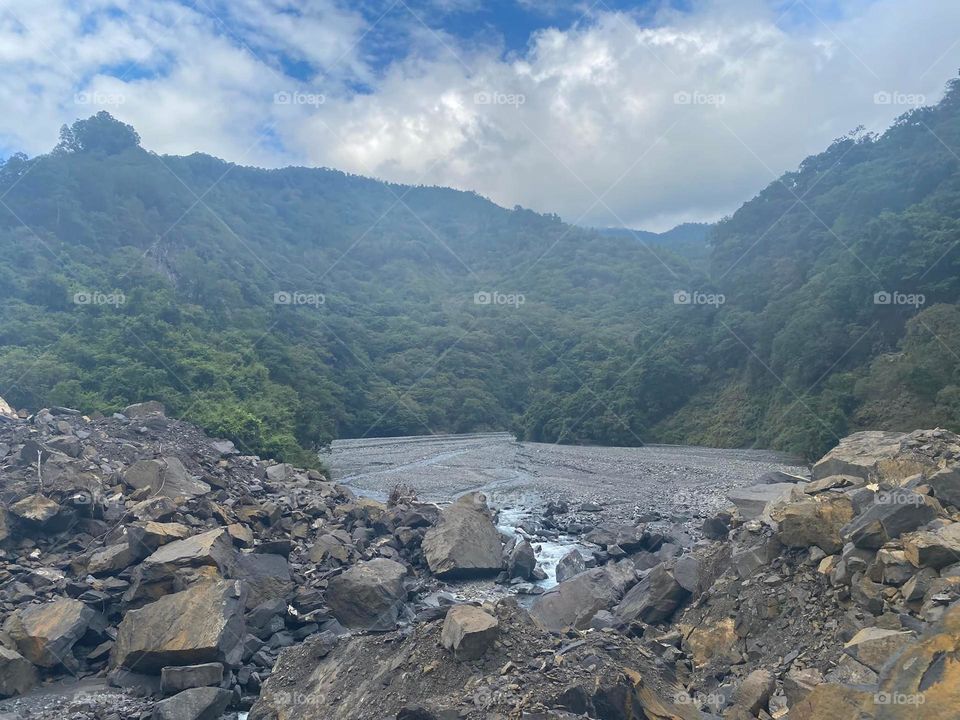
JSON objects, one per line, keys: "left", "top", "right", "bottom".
{"left": 681, "top": 617, "right": 738, "bottom": 666}
{"left": 126, "top": 521, "right": 193, "bottom": 556}
{"left": 326, "top": 558, "right": 408, "bottom": 631}
{"left": 87, "top": 542, "right": 136, "bottom": 575}
{"left": 9, "top": 494, "right": 61, "bottom": 524}
{"left": 152, "top": 687, "right": 232, "bottom": 720}
{"left": 902, "top": 522, "right": 960, "bottom": 569}
{"left": 583, "top": 523, "right": 648, "bottom": 552}
{"left": 727, "top": 483, "right": 796, "bottom": 519}
{"left": 422, "top": 499, "right": 502, "bottom": 578}
{"left": 788, "top": 684, "right": 875, "bottom": 720}
{"left": 112, "top": 579, "right": 247, "bottom": 672}
{"left": 782, "top": 667, "right": 823, "bottom": 707}
{"left": 701, "top": 511, "right": 731, "bottom": 540}
{"left": 0, "top": 646, "right": 38, "bottom": 697}
{"left": 440, "top": 605, "right": 499, "bottom": 661}
{"left": 843, "top": 627, "right": 914, "bottom": 673}
{"left": 123, "top": 401, "right": 166, "bottom": 418}
{"left": 556, "top": 549, "right": 587, "bottom": 583}
{"left": 776, "top": 495, "right": 854, "bottom": 554}
{"left": 5, "top": 598, "right": 96, "bottom": 668}
{"left": 733, "top": 669, "right": 775, "bottom": 716}
{"left": 614, "top": 563, "right": 690, "bottom": 624}
{"left": 927, "top": 466, "right": 960, "bottom": 508}
{"left": 160, "top": 663, "right": 225, "bottom": 694}
{"left": 840, "top": 489, "right": 938, "bottom": 549}
{"left": 308, "top": 533, "right": 352, "bottom": 564}
{"left": 530, "top": 562, "right": 636, "bottom": 631}
{"left": 124, "top": 457, "right": 210, "bottom": 501}
{"left": 811, "top": 430, "right": 915, "bottom": 481}
{"left": 236, "top": 553, "right": 293, "bottom": 609}
{"left": 0, "top": 394, "right": 16, "bottom": 419}
{"left": 135, "top": 528, "right": 237, "bottom": 583}
{"left": 507, "top": 540, "right": 537, "bottom": 580}
{"left": 732, "top": 536, "right": 781, "bottom": 578}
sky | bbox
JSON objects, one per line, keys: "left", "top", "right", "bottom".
{"left": 2, "top": 0, "right": 960, "bottom": 230}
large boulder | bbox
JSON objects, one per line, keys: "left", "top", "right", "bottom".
{"left": 614, "top": 563, "right": 690, "bottom": 624}
{"left": 5, "top": 598, "right": 96, "bottom": 668}
{"left": 927, "top": 466, "right": 960, "bottom": 509}
{"left": 0, "top": 647, "right": 38, "bottom": 697}
{"left": 583, "top": 523, "right": 649, "bottom": 552}
{"left": 0, "top": 394, "right": 16, "bottom": 419}
{"left": 325, "top": 558, "right": 408, "bottom": 631}
{"left": 236, "top": 553, "right": 293, "bottom": 609}
{"left": 530, "top": 561, "right": 636, "bottom": 631}
{"left": 812, "top": 430, "right": 919, "bottom": 481}
{"left": 112, "top": 579, "right": 247, "bottom": 672}
{"left": 788, "top": 684, "right": 875, "bottom": 720}
{"left": 87, "top": 542, "right": 136, "bottom": 575}
{"left": 160, "top": 663, "right": 225, "bottom": 694}
{"left": 840, "top": 489, "right": 939, "bottom": 549}
{"left": 843, "top": 627, "right": 915, "bottom": 673}
{"left": 441, "top": 605, "right": 499, "bottom": 660}
{"left": 125, "top": 528, "right": 237, "bottom": 603}
{"left": 124, "top": 457, "right": 210, "bottom": 501}
{"left": 556, "top": 549, "right": 587, "bottom": 583}
{"left": 902, "top": 522, "right": 960, "bottom": 569}
{"left": 9, "top": 494, "right": 61, "bottom": 525}
{"left": 507, "top": 540, "right": 537, "bottom": 580}
{"left": 422, "top": 496, "right": 503, "bottom": 578}
{"left": 727, "top": 483, "right": 796, "bottom": 519}
{"left": 776, "top": 495, "right": 855, "bottom": 554}
{"left": 126, "top": 521, "right": 193, "bottom": 556}
{"left": 152, "top": 687, "right": 232, "bottom": 720}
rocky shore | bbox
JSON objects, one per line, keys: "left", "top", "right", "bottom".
{"left": 0, "top": 398, "right": 958, "bottom": 719}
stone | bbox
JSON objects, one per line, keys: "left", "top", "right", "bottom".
{"left": 308, "top": 533, "right": 352, "bottom": 564}
{"left": 226, "top": 523, "right": 254, "bottom": 547}
{"left": 136, "top": 528, "right": 237, "bottom": 583}
{"left": 787, "top": 683, "right": 875, "bottom": 720}
{"left": 901, "top": 567, "right": 937, "bottom": 602}
{"left": 733, "top": 669, "right": 775, "bottom": 716}
{"left": 530, "top": 562, "right": 636, "bottom": 631}
{"left": 843, "top": 627, "right": 914, "bottom": 672}
{"left": 874, "top": 548, "right": 914, "bottom": 586}
{"left": 441, "top": 605, "right": 499, "bottom": 661}
{"left": 152, "top": 687, "right": 232, "bottom": 720}
{"left": 126, "top": 521, "right": 193, "bottom": 556}
{"left": 927, "top": 466, "right": 960, "bottom": 509}
{"left": 583, "top": 523, "right": 648, "bottom": 552}
{"left": 727, "top": 483, "right": 796, "bottom": 519}
{"left": 0, "top": 646, "right": 38, "bottom": 697}
{"left": 825, "top": 654, "right": 879, "bottom": 685}
{"left": 782, "top": 667, "right": 823, "bottom": 707}
{"left": 614, "top": 563, "right": 690, "bottom": 624}
{"left": 5, "top": 598, "right": 96, "bottom": 668}
{"left": 9, "top": 494, "right": 61, "bottom": 524}
{"left": 160, "top": 663, "right": 225, "bottom": 694}
{"left": 701, "top": 511, "right": 731, "bottom": 540}
{"left": 732, "top": 536, "right": 781, "bottom": 578}
{"left": 811, "top": 430, "right": 915, "bottom": 481}
{"left": 326, "top": 558, "right": 408, "bottom": 631}
{"left": 112, "top": 579, "right": 247, "bottom": 672}
{"left": 556, "top": 549, "right": 587, "bottom": 583}
{"left": 682, "top": 617, "right": 737, "bottom": 666}
{"left": 123, "top": 401, "right": 166, "bottom": 417}
{"left": 902, "top": 522, "right": 960, "bottom": 569}
{"left": 124, "top": 457, "right": 211, "bottom": 501}
{"left": 776, "top": 495, "right": 854, "bottom": 554}
{"left": 87, "top": 542, "right": 136, "bottom": 575}
{"left": 236, "top": 553, "right": 293, "bottom": 609}
{"left": 422, "top": 499, "right": 503, "bottom": 578}
{"left": 840, "top": 489, "right": 938, "bottom": 549}
{"left": 0, "top": 394, "right": 16, "bottom": 419}
{"left": 507, "top": 540, "right": 537, "bottom": 580}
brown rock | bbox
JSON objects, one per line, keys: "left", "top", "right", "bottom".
{"left": 732, "top": 669, "right": 775, "bottom": 716}
{"left": 5, "top": 598, "right": 95, "bottom": 668}
{"left": 777, "top": 495, "right": 854, "bottom": 554}
{"left": 441, "top": 605, "right": 498, "bottom": 661}
{"left": 902, "top": 523, "right": 960, "bottom": 569}
{"left": 788, "top": 683, "right": 875, "bottom": 720}
{"left": 10, "top": 494, "right": 60, "bottom": 524}
{"left": 843, "top": 627, "right": 914, "bottom": 673}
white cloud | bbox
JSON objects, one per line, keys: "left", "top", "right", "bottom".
{"left": 1, "top": 0, "right": 959, "bottom": 229}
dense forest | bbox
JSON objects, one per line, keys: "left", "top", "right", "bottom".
{"left": 2, "top": 81, "right": 960, "bottom": 464}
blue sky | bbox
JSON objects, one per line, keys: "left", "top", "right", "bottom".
{"left": 1, "top": 0, "right": 958, "bottom": 229}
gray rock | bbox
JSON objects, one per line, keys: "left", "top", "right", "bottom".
{"left": 236, "top": 553, "right": 293, "bottom": 610}
{"left": 0, "top": 646, "right": 38, "bottom": 697}
{"left": 507, "top": 540, "right": 537, "bottom": 580}
{"left": 530, "top": 562, "right": 636, "bottom": 631}
{"left": 556, "top": 549, "right": 587, "bottom": 583}
{"left": 583, "top": 523, "right": 648, "bottom": 552}
{"left": 123, "top": 401, "right": 166, "bottom": 418}
{"left": 326, "top": 558, "right": 408, "bottom": 631}
{"left": 422, "top": 497, "right": 503, "bottom": 578}
{"left": 160, "top": 663, "right": 225, "bottom": 694}
{"left": 152, "top": 687, "right": 232, "bottom": 720}
{"left": 928, "top": 466, "right": 960, "bottom": 508}
{"left": 840, "top": 489, "right": 938, "bottom": 549}
{"left": 5, "top": 598, "right": 96, "bottom": 668}
{"left": 124, "top": 457, "right": 211, "bottom": 501}
{"left": 614, "top": 563, "right": 690, "bottom": 624}
{"left": 727, "top": 483, "right": 796, "bottom": 519}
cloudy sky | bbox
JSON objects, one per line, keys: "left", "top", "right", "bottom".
{"left": 2, "top": 0, "right": 959, "bottom": 230}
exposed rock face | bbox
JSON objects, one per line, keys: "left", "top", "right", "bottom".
{"left": 5, "top": 598, "right": 96, "bottom": 668}
{"left": 112, "top": 580, "right": 247, "bottom": 672}
{"left": 422, "top": 495, "right": 503, "bottom": 578}
{"left": 326, "top": 558, "right": 408, "bottom": 631}
{"left": 0, "top": 647, "right": 38, "bottom": 697}
{"left": 441, "top": 605, "right": 499, "bottom": 660}
{"left": 530, "top": 562, "right": 636, "bottom": 630}
{"left": 123, "top": 457, "right": 211, "bottom": 501}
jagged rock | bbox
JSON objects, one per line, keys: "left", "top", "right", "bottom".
{"left": 851, "top": 572, "right": 885, "bottom": 615}
{"left": 0, "top": 646, "right": 38, "bottom": 697}
{"left": 124, "top": 457, "right": 211, "bottom": 501}
{"left": 927, "top": 466, "right": 960, "bottom": 508}
{"left": 0, "top": 395, "right": 16, "bottom": 419}
{"left": 812, "top": 430, "right": 919, "bottom": 482}
{"left": 776, "top": 495, "right": 854, "bottom": 554}
{"left": 681, "top": 617, "right": 737, "bottom": 666}
{"left": 901, "top": 567, "right": 937, "bottom": 602}
{"left": 782, "top": 667, "right": 823, "bottom": 707}
{"left": 843, "top": 627, "right": 914, "bottom": 672}
{"left": 237, "top": 553, "right": 293, "bottom": 609}
{"left": 902, "top": 522, "right": 960, "bottom": 569}
{"left": 10, "top": 494, "right": 61, "bottom": 524}
{"left": 123, "top": 400, "right": 166, "bottom": 417}
{"left": 507, "top": 540, "right": 537, "bottom": 580}
{"left": 556, "top": 549, "right": 587, "bottom": 583}
{"left": 702, "top": 511, "right": 731, "bottom": 540}
{"left": 87, "top": 542, "right": 136, "bottom": 575}
{"left": 441, "top": 605, "right": 498, "bottom": 660}
{"left": 727, "top": 483, "right": 796, "bottom": 519}
{"left": 788, "top": 683, "right": 875, "bottom": 720}
{"left": 872, "top": 548, "right": 914, "bottom": 586}
{"left": 825, "top": 654, "right": 879, "bottom": 685}
{"left": 133, "top": 527, "right": 237, "bottom": 587}
{"left": 840, "top": 489, "right": 938, "bottom": 549}
{"left": 422, "top": 496, "right": 502, "bottom": 578}
{"left": 126, "top": 521, "right": 193, "bottom": 556}
{"left": 308, "top": 533, "right": 352, "bottom": 564}
{"left": 160, "top": 663, "right": 225, "bottom": 694}
{"left": 226, "top": 522, "right": 253, "bottom": 547}
{"left": 112, "top": 579, "right": 247, "bottom": 672}
{"left": 731, "top": 536, "right": 781, "bottom": 578}
{"left": 614, "top": 564, "right": 690, "bottom": 624}
{"left": 152, "top": 686, "right": 232, "bottom": 720}
{"left": 733, "top": 669, "right": 774, "bottom": 716}
{"left": 530, "top": 562, "right": 636, "bottom": 631}
{"left": 583, "top": 523, "right": 648, "bottom": 552}
{"left": 5, "top": 598, "right": 96, "bottom": 668}
{"left": 326, "top": 558, "right": 408, "bottom": 631}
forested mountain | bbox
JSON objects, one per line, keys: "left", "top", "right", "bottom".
{"left": 3, "top": 80, "right": 960, "bottom": 463}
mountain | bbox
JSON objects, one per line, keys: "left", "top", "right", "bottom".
{"left": 2, "top": 79, "right": 960, "bottom": 463}
{"left": 596, "top": 222, "right": 712, "bottom": 266}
